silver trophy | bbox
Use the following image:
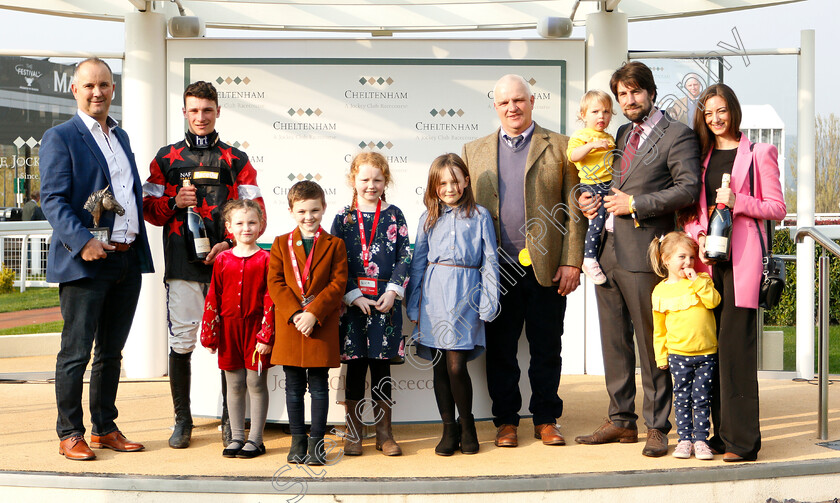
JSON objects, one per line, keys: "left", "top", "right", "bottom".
{"left": 83, "top": 185, "right": 125, "bottom": 245}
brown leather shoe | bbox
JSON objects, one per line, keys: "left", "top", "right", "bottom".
{"left": 642, "top": 429, "right": 668, "bottom": 457}
{"left": 59, "top": 435, "right": 96, "bottom": 461}
{"left": 534, "top": 423, "right": 566, "bottom": 445}
{"left": 723, "top": 452, "right": 756, "bottom": 462}
{"left": 90, "top": 430, "right": 144, "bottom": 452}
{"left": 494, "top": 424, "right": 518, "bottom": 447}
{"left": 575, "top": 419, "right": 638, "bottom": 444}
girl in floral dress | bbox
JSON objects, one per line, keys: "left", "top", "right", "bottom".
{"left": 330, "top": 152, "right": 412, "bottom": 456}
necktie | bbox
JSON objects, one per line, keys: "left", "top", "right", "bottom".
{"left": 620, "top": 125, "right": 644, "bottom": 183}
{"left": 507, "top": 135, "right": 524, "bottom": 149}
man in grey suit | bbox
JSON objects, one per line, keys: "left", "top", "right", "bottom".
{"left": 463, "top": 74, "right": 585, "bottom": 448}
{"left": 574, "top": 62, "right": 701, "bottom": 457}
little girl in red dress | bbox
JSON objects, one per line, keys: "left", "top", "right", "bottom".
{"left": 201, "top": 199, "right": 274, "bottom": 458}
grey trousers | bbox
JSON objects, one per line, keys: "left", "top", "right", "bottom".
{"left": 593, "top": 232, "right": 673, "bottom": 433}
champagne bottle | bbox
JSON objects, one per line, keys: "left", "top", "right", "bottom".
{"left": 704, "top": 173, "right": 733, "bottom": 263}
{"left": 183, "top": 179, "right": 210, "bottom": 262}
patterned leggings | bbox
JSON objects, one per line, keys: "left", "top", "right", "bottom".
{"left": 669, "top": 353, "right": 717, "bottom": 442}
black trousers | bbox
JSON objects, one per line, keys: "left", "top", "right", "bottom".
{"left": 710, "top": 261, "right": 761, "bottom": 459}
{"left": 484, "top": 262, "right": 566, "bottom": 427}
{"left": 594, "top": 233, "right": 673, "bottom": 432}
{"left": 55, "top": 249, "right": 141, "bottom": 439}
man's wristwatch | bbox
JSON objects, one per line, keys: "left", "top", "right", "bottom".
{"left": 224, "top": 238, "right": 234, "bottom": 248}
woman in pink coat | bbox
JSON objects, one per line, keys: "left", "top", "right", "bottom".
{"left": 683, "top": 84, "right": 785, "bottom": 462}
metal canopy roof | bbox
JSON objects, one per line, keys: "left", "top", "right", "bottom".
{"left": 0, "top": 0, "right": 803, "bottom": 33}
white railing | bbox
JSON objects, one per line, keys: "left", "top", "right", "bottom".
{"left": 0, "top": 221, "right": 55, "bottom": 292}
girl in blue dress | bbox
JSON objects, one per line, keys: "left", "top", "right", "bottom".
{"left": 331, "top": 152, "right": 412, "bottom": 457}
{"left": 406, "top": 153, "right": 500, "bottom": 456}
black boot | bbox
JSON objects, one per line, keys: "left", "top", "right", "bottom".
{"left": 168, "top": 350, "right": 193, "bottom": 449}
{"left": 306, "top": 436, "right": 326, "bottom": 466}
{"left": 287, "top": 434, "right": 309, "bottom": 464}
{"left": 220, "top": 370, "right": 232, "bottom": 447}
{"left": 435, "top": 421, "right": 461, "bottom": 456}
{"left": 459, "top": 414, "right": 479, "bottom": 454}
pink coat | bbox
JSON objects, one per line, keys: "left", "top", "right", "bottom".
{"left": 684, "top": 134, "right": 786, "bottom": 309}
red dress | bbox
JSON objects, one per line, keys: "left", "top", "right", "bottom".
{"left": 201, "top": 248, "right": 274, "bottom": 371}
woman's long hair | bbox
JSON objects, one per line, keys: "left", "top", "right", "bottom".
{"left": 693, "top": 83, "right": 743, "bottom": 157}
{"left": 422, "top": 153, "right": 476, "bottom": 232}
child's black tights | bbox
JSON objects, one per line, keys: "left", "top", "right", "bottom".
{"left": 431, "top": 349, "right": 472, "bottom": 423}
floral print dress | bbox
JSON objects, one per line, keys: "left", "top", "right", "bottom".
{"left": 331, "top": 203, "right": 412, "bottom": 360}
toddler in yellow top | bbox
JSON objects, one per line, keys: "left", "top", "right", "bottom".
{"left": 648, "top": 232, "right": 721, "bottom": 461}
{"left": 567, "top": 90, "right": 616, "bottom": 285}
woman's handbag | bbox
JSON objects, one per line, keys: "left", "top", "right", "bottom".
{"left": 755, "top": 220, "right": 786, "bottom": 309}
{"left": 748, "top": 143, "right": 786, "bottom": 309}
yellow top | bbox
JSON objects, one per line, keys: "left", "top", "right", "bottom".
{"left": 652, "top": 273, "right": 721, "bottom": 367}
{"left": 567, "top": 128, "right": 616, "bottom": 185}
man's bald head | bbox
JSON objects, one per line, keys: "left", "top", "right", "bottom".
{"left": 493, "top": 74, "right": 536, "bottom": 136}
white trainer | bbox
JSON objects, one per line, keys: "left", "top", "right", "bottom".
{"left": 582, "top": 258, "right": 607, "bottom": 285}
{"left": 694, "top": 440, "right": 714, "bottom": 460}
{"left": 672, "top": 440, "right": 692, "bottom": 459}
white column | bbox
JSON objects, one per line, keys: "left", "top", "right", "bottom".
{"left": 796, "top": 29, "right": 816, "bottom": 379}
{"left": 586, "top": 10, "right": 627, "bottom": 137}
{"left": 582, "top": 10, "right": 627, "bottom": 375}
{"left": 122, "top": 9, "right": 169, "bottom": 378}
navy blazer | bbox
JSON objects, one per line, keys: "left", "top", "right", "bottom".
{"left": 40, "top": 113, "right": 154, "bottom": 283}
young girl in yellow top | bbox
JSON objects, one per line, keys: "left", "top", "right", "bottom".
{"left": 567, "top": 90, "right": 616, "bottom": 285}
{"left": 648, "top": 232, "right": 721, "bottom": 460}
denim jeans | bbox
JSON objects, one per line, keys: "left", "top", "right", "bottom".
{"left": 55, "top": 249, "right": 142, "bottom": 440}
{"left": 283, "top": 366, "right": 329, "bottom": 437}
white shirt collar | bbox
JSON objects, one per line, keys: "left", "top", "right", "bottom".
{"left": 76, "top": 109, "right": 119, "bottom": 132}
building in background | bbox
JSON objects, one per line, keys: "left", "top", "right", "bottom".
{"left": 741, "top": 104, "right": 786, "bottom": 196}
{"left": 0, "top": 56, "right": 121, "bottom": 207}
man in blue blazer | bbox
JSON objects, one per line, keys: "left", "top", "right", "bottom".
{"left": 40, "top": 58, "right": 154, "bottom": 461}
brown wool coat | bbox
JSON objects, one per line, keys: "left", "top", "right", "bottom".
{"left": 267, "top": 228, "right": 348, "bottom": 368}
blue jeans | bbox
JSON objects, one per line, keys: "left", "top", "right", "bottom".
{"left": 55, "top": 249, "right": 142, "bottom": 440}
{"left": 283, "top": 366, "right": 329, "bottom": 437}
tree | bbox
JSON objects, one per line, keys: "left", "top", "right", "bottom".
{"left": 786, "top": 114, "right": 840, "bottom": 213}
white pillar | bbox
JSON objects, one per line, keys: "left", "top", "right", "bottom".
{"left": 122, "top": 9, "right": 169, "bottom": 378}
{"left": 795, "top": 29, "right": 816, "bottom": 379}
{"left": 583, "top": 10, "right": 627, "bottom": 375}
{"left": 586, "top": 10, "right": 627, "bottom": 137}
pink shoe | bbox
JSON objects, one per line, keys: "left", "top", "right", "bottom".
{"left": 582, "top": 258, "right": 607, "bottom": 285}
{"left": 672, "top": 440, "right": 692, "bottom": 459}
{"left": 694, "top": 441, "right": 714, "bottom": 460}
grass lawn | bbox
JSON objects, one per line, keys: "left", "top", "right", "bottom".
{"left": 0, "top": 320, "right": 63, "bottom": 336}
{"left": 0, "top": 287, "right": 60, "bottom": 313}
{"left": 767, "top": 325, "right": 840, "bottom": 373}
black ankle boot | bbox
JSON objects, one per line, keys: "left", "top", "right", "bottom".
{"left": 287, "top": 434, "right": 308, "bottom": 464}
{"left": 435, "top": 421, "right": 461, "bottom": 456}
{"left": 459, "top": 414, "right": 479, "bottom": 454}
{"left": 306, "top": 436, "right": 326, "bottom": 466}
{"left": 168, "top": 350, "right": 193, "bottom": 449}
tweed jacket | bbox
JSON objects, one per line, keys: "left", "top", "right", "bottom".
{"left": 462, "top": 123, "right": 586, "bottom": 287}
{"left": 612, "top": 113, "right": 702, "bottom": 272}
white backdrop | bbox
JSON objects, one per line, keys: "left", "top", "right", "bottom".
{"left": 166, "top": 38, "right": 599, "bottom": 423}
